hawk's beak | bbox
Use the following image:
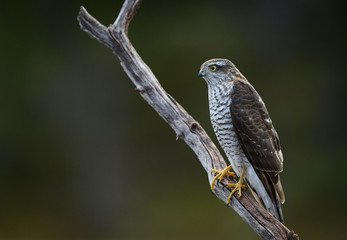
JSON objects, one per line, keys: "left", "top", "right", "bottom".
{"left": 198, "top": 69, "right": 205, "bottom": 78}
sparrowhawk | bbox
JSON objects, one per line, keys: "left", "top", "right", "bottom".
{"left": 199, "top": 58, "right": 285, "bottom": 223}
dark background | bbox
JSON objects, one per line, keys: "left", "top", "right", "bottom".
{"left": 1, "top": 0, "right": 346, "bottom": 239}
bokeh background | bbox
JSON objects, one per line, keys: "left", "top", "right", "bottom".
{"left": 1, "top": 0, "right": 346, "bottom": 239}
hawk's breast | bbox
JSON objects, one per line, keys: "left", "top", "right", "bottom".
{"left": 208, "top": 81, "right": 247, "bottom": 175}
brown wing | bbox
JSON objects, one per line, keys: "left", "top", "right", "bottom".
{"left": 230, "top": 80, "right": 285, "bottom": 208}
{"left": 230, "top": 80, "right": 283, "bottom": 173}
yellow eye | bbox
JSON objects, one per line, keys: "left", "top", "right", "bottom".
{"left": 209, "top": 65, "right": 217, "bottom": 71}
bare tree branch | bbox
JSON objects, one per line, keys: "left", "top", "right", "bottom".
{"left": 77, "top": 1, "right": 299, "bottom": 239}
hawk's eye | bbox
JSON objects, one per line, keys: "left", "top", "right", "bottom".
{"left": 209, "top": 65, "right": 217, "bottom": 72}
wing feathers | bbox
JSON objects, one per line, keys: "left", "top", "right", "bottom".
{"left": 230, "top": 80, "right": 283, "bottom": 173}
{"left": 230, "top": 79, "right": 285, "bottom": 221}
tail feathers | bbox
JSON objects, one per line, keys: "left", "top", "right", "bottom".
{"left": 267, "top": 172, "right": 285, "bottom": 204}
{"left": 248, "top": 171, "right": 285, "bottom": 224}
{"left": 274, "top": 176, "right": 285, "bottom": 204}
{"left": 275, "top": 194, "right": 284, "bottom": 224}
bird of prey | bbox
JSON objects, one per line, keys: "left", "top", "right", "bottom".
{"left": 198, "top": 58, "right": 285, "bottom": 223}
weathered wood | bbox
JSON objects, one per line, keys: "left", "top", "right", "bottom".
{"left": 77, "top": 1, "right": 299, "bottom": 239}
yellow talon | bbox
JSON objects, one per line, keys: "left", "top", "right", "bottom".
{"left": 226, "top": 182, "right": 246, "bottom": 204}
{"left": 225, "top": 166, "right": 247, "bottom": 204}
{"left": 211, "top": 165, "right": 236, "bottom": 191}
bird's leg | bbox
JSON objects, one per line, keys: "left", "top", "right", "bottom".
{"left": 211, "top": 165, "right": 236, "bottom": 191}
{"left": 225, "top": 166, "right": 247, "bottom": 204}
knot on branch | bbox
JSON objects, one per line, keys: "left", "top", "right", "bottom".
{"left": 189, "top": 122, "right": 200, "bottom": 133}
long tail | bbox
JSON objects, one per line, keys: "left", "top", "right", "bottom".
{"left": 248, "top": 171, "right": 285, "bottom": 223}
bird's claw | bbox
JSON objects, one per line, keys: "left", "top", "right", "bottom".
{"left": 211, "top": 165, "right": 235, "bottom": 191}
{"left": 225, "top": 167, "right": 247, "bottom": 204}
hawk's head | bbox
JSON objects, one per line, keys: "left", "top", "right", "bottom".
{"left": 198, "top": 58, "right": 242, "bottom": 86}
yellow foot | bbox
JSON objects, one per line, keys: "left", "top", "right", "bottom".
{"left": 211, "top": 165, "right": 236, "bottom": 191}
{"left": 225, "top": 166, "right": 247, "bottom": 204}
{"left": 225, "top": 181, "right": 246, "bottom": 204}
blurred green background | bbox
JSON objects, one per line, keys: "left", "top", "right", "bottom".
{"left": 1, "top": 0, "right": 346, "bottom": 239}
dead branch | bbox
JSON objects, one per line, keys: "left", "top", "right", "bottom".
{"left": 77, "top": 1, "right": 299, "bottom": 239}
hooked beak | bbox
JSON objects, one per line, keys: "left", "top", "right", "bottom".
{"left": 198, "top": 69, "right": 205, "bottom": 78}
